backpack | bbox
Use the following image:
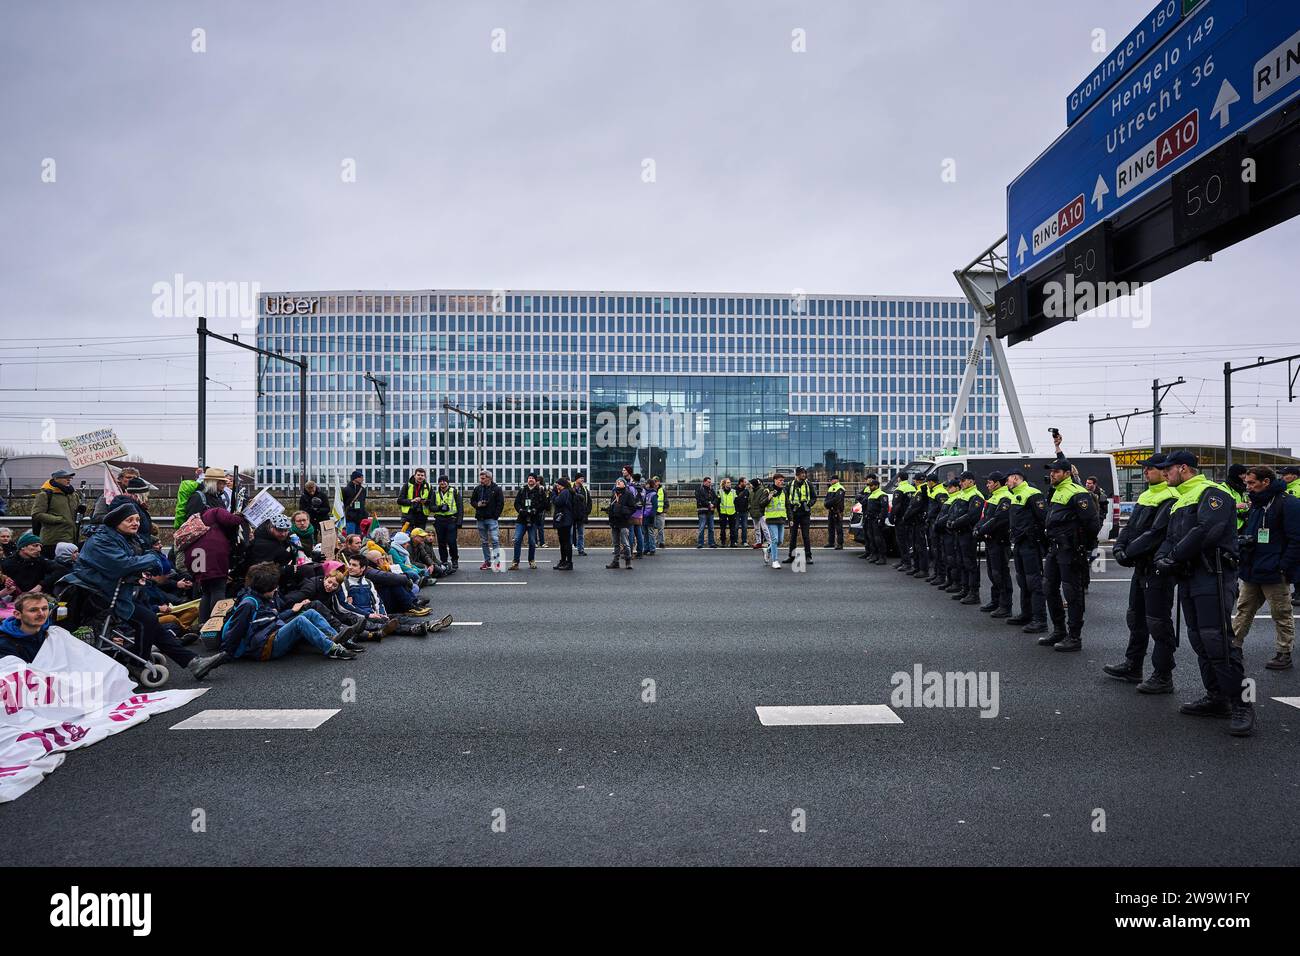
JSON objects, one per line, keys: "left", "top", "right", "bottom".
{"left": 173, "top": 511, "right": 210, "bottom": 550}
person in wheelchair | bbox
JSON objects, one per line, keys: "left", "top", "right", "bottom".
{"left": 61, "top": 501, "right": 212, "bottom": 678}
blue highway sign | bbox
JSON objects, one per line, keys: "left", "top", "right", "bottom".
{"left": 1067, "top": 0, "right": 1189, "bottom": 127}
{"left": 1008, "top": 0, "right": 1300, "bottom": 279}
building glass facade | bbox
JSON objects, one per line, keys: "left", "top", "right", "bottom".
{"left": 254, "top": 290, "right": 998, "bottom": 490}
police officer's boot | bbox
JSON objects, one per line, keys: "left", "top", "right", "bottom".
{"left": 1136, "top": 672, "right": 1173, "bottom": 695}
{"left": 1006, "top": 614, "right": 1029, "bottom": 625}
{"left": 960, "top": 590, "right": 981, "bottom": 606}
{"left": 1179, "top": 695, "right": 1231, "bottom": 718}
{"left": 944, "top": 582, "right": 963, "bottom": 594}
{"left": 1228, "top": 704, "right": 1256, "bottom": 737}
{"left": 1023, "top": 621, "right": 1048, "bottom": 635}
{"left": 1037, "top": 628, "right": 1066, "bottom": 646}
{"left": 978, "top": 597, "right": 997, "bottom": 612}
{"left": 1053, "top": 632, "right": 1082, "bottom": 652}
{"left": 1102, "top": 660, "right": 1142, "bottom": 683}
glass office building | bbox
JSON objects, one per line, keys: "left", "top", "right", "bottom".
{"left": 254, "top": 290, "right": 998, "bottom": 489}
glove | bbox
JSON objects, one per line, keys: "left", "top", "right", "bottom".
{"left": 1154, "top": 554, "right": 1179, "bottom": 575}
{"left": 1112, "top": 546, "right": 1130, "bottom": 567}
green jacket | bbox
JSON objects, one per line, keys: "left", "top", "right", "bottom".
{"left": 31, "top": 481, "right": 81, "bottom": 547}
{"left": 748, "top": 485, "right": 770, "bottom": 519}
{"left": 175, "top": 478, "right": 200, "bottom": 527}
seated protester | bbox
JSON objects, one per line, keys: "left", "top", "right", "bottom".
{"left": 343, "top": 556, "right": 449, "bottom": 634}
{"left": 0, "top": 527, "right": 17, "bottom": 559}
{"left": 340, "top": 533, "right": 366, "bottom": 563}
{"left": 61, "top": 502, "right": 212, "bottom": 678}
{"left": 290, "top": 511, "right": 317, "bottom": 554}
{"left": 191, "top": 562, "right": 360, "bottom": 679}
{"left": 361, "top": 548, "right": 428, "bottom": 615}
{"left": 388, "top": 531, "right": 433, "bottom": 586}
{"left": 3, "top": 533, "right": 57, "bottom": 594}
{"left": 407, "top": 527, "right": 446, "bottom": 577}
{"left": 45, "top": 541, "right": 80, "bottom": 592}
{"left": 246, "top": 514, "right": 297, "bottom": 582}
{"left": 0, "top": 591, "right": 53, "bottom": 663}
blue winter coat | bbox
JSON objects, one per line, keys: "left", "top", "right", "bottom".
{"left": 61, "top": 526, "right": 161, "bottom": 620}
{"left": 0, "top": 615, "right": 50, "bottom": 664}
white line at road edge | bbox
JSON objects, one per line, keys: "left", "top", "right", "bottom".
{"left": 756, "top": 704, "right": 903, "bottom": 726}
{"left": 438, "top": 581, "right": 528, "bottom": 586}
{"left": 171, "top": 709, "right": 340, "bottom": 730}
{"left": 1272, "top": 697, "right": 1300, "bottom": 710}
{"left": 449, "top": 621, "right": 482, "bottom": 626}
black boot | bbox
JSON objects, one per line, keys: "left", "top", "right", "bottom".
{"left": 1037, "top": 629, "right": 1065, "bottom": 646}
{"left": 1136, "top": 673, "right": 1174, "bottom": 695}
{"left": 960, "top": 593, "right": 981, "bottom": 606}
{"left": 1102, "top": 661, "right": 1142, "bottom": 683}
{"left": 1005, "top": 615, "right": 1029, "bottom": 626}
{"left": 1179, "top": 695, "right": 1231, "bottom": 718}
{"left": 978, "top": 601, "right": 997, "bottom": 612}
{"left": 1053, "top": 634, "right": 1082, "bottom": 652}
{"left": 1228, "top": 705, "right": 1257, "bottom": 737}
{"left": 1022, "top": 621, "right": 1048, "bottom": 634}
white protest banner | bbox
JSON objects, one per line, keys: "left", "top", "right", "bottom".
{"left": 241, "top": 488, "right": 284, "bottom": 528}
{"left": 1, "top": 627, "right": 207, "bottom": 803}
{"left": 57, "top": 428, "right": 128, "bottom": 470}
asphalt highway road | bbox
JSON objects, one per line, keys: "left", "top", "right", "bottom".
{"left": 6, "top": 543, "right": 1299, "bottom": 866}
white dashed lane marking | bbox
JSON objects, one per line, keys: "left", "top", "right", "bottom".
{"left": 755, "top": 705, "right": 903, "bottom": 726}
{"left": 1272, "top": 698, "right": 1300, "bottom": 710}
{"left": 170, "top": 709, "right": 340, "bottom": 730}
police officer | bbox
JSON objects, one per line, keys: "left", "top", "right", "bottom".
{"left": 1104, "top": 456, "right": 1179, "bottom": 692}
{"left": 947, "top": 471, "right": 984, "bottom": 605}
{"left": 891, "top": 472, "right": 917, "bottom": 571}
{"left": 824, "top": 476, "right": 846, "bottom": 550}
{"left": 1040, "top": 458, "right": 1100, "bottom": 652}
{"left": 975, "top": 472, "right": 1014, "bottom": 617}
{"left": 924, "top": 479, "right": 950, "bottom": 584}
{"left": 1153, "top": 451, "right": 1255, "bottom": 736}
{"left": 1005, "top": 470, "right": 1048, "bottom": 634}
{"left": 904, "top": 478, "right": 932, "bottom": 577}
{"left": 431, "top": 474, "right": 463, "bottom": 572}
{"left": 861, "top": 475, "right": 888, "bottom": 564}
{"left": 783, "top": 466, "right": 817, "bottom": 565}
{"left": 934, "top": 480, "right": 961, "bottom": 590}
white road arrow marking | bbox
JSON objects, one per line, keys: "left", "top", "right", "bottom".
{"left": 1016, "top": 234, "right": 1028, "bottom": 265}
{"left": 1211, "top": 78, "right": 1241, "bottom": 129}
{"left": 1092, "top": 174, "right": 1110, "bottom": 212}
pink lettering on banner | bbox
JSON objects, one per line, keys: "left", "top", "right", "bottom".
{"left": 0, "top": 669, "right": 61, "bottom": 715}
{"left": 16, "top": 722, "right": 88, "bottom": 754}
{"left": 109, "top": 694, "right": 163, "bottom": 722}
{"left": 0, "top": 764, "right": 27, "bottom": 778}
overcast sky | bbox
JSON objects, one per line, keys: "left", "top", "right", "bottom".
{"left": 2, "top": 0, "right": 1297, "bottom": 472}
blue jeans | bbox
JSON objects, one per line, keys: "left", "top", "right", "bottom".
{"left": 767, "top": 523, "right": 785, "bottom": 565}
{"left": 574, "top": 523, "right": 586, "bottom": 552}
{"left": 344, "top": 520, "right": 362, "bottom": 535}
{"left": 643, "top": 521, "right": 656, "bottom": 553}
{"left": 737, "top": 512, "right": 749, "bottom": 545}
{"left": 273, "top": 609, "right": 337, "bottom": 657}
{"left": 513, "top": 522, "right": 536, "bottom": 562}
{"left": 696, "top": 513, "right": 716, "bottom": 548}
{"left": 477, "top": 519, "right": 499, "bottom": 562}
{"left": 632, "top": 524, "right": 646, "bottom": 555}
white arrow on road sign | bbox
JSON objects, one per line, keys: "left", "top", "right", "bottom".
{"left": 1016, "top": 234, "right": 1028, "bottom": 265}
{"left": 1211, "top": 78, "right": 1241, "bottom": 129}
{"left": 1092, "top": 174, "right": 1110, "bottom": 212}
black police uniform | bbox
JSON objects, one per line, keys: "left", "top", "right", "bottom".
{"left": 975, "top": 478, "right": 1013, "bottom": 616}
{"left": 1108, "top": 469, "right": 1178, "bottom": 684}
{"left": 1155, "top": 470, "right": 1252, "bottom": 725}
{"left": 891, "top": 476, "right": 914, "bottom": 569}
{"left": 1007, "top": 479, "right": 1048, "bottom": 631}
{"left": 1041, "top": 462, "right": 1100, "bottom": 651}
{"left": 936, "top": 488, "right": 960, "bottom": 589}
{"left": 947, "top": 478, "right": 984, "bottom": 604}
{"left": 864, "top": 487, "right": 888, "bottom": 564}
{"left": 925, "top": 487, "right": 949, "bottom": 583}
{"left": 904, "top": 483, "right": 931, "bottom": 576}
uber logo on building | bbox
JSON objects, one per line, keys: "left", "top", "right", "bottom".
{"left": 264, "top": 296, "right": 318, "bottom": 315}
